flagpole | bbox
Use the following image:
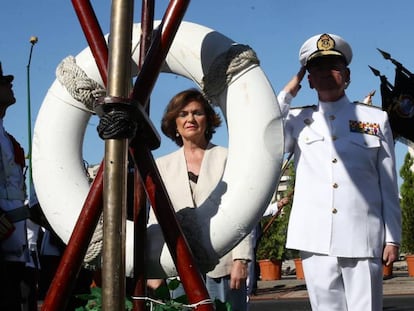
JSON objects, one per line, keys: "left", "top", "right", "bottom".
{"left": 26, "top": 36, "right": 38, "bottom": 196}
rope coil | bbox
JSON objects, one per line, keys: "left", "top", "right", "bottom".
{"left": 94, "top": 96, "right": 139, "bottom": 140}
{"left": 96, "top": 108, "right": 138, "bottom": 140}
{"left": 83, "top": 214, "right": 103, "bottom": 268}
{"left": 56, "top": 56, "right": 105, "bottom": 111}
{"left": 202, "top": 44, "right": 260, "bottom": 101}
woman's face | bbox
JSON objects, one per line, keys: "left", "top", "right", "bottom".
{"left": 175, "top": 100, "right": 208, "bottom": 145}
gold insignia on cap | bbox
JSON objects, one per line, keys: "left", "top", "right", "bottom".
{"left": 317, "top": 34, "right": 335, "bottom": 51}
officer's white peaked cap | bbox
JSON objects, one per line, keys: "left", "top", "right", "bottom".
{"left": 299, "top": 33, "right": 353, "bottom": 66}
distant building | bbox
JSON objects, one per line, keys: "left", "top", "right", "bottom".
{"left": 87, "top": 163, "right": 100, "bottom": 182}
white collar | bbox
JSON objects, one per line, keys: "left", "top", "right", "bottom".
{"left": 318, "top": 95, "right": 350, "bottom": 114}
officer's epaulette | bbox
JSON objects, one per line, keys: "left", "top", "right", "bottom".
{"left": 352, "top": 101, "right": 383, "bottom": 110}
{"left": 290, "top": 104, "right": 317, "bottom": 110}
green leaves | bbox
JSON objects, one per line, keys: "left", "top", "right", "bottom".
{"left": 75, "top": 287, "right": 133, "bottom": 311}
{"left": 149, "top": 278, "right": 231, "bottom": 310}
{"left": 75, "top": 278, "right": 233, "bottom": 311}
{"left": 256, "top": 162, "right": 298, "bottom": 261}
{"left": 400, "top": 152, "right": 414, "bottom": 254}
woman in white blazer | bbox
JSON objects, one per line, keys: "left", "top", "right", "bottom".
{"left": 278, "top": 34, "right": 401, "bottom": 311}
{"left": 150, "top": 89, "right": 252, "bottom": 311}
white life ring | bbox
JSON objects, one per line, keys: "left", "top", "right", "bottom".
{"left": 32, "top": 21, "right": 284, "bottom": 278}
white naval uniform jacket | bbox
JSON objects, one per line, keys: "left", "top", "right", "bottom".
{"left": 153, "top": 144, "right": 253, "bottom": 278}
{"left": 0, "top": 119, "right": 28, "bottom": 262}
{"left": 278, "top": 92, "right": 401, "bottom": 258}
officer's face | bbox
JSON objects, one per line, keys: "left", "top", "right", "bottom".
{"left": 307, "top": 56, "right": 350, "bottom": 101}
{"left": 0, "top": 81, "right": 16, "bottom": 108}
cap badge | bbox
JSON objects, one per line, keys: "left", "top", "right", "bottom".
{"left": 317, "top": 34, "right": 336, "bottom": 51}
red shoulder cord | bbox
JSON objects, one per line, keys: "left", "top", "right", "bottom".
{"left": 6, "top": 133, "right": 26, "bottom": 173}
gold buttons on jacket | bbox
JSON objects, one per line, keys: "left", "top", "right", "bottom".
{"left": 329, "top": 115, "right": 336, "bottom": 121}
{"left": 332, "top": 208, "right": 338, "bottom": 214}
{"left": 333, "top": 183, "right": 338, "bottom": 188}
{"left": 332, "top": 135, "right": 337, "bottom": 141}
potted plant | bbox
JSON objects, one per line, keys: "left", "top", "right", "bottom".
{"left": 399, "top": 151, "right": 414, "bottom": 277}
{"left": 256, "top": 213, "right": 286, "bottom": 280}
{"left": 255, "top": 162, "right": 298, "bottom": 280}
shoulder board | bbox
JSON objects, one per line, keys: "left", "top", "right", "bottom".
{"left": 352, "top": 101, "right": 383, "bottom": 110}
{"left": 290, "top": 105, "right": 317, "bottom": 110}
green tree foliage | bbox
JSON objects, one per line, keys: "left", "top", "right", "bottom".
{"left": 256, "top": 161, "right": 298, "bottom": 260}
{"left": 256, "top": 213, "right": 288, "bottom": 260}
{"left": 400, "top": 151, "right": 414, "bottom": 254}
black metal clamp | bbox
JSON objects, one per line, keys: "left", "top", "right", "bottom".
{"left": 94, "top": 96, "right": 160, "bottom": 150}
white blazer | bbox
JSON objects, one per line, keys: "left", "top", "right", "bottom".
{"left": 155, "top": 144, "right": 253, "bottom": 278}
{"left": 279, "top": 92, "right": 401, "bottom": 258}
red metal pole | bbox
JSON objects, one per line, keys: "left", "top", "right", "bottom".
{"left": 41, "top": 164, "right": 104, "bottom": 310}
{"left": 131, "top": 0, "right": 190, "bottom": 108}
{"left": 138, "top": 0, "right": 155, "bottom": 71}
{"left": 131, "top": 170, "right": 147, "bottom": 311}
{"left": 131, "top": 1, "right": 154, "bottom": 310}
{"left": 42, "top": 2, "right": 109, "bottom": 309}
{"left": 71, "top": 0, "right": 108, "bottom": 85}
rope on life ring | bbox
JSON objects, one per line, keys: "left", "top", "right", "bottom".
{"left": 46, "top": 55, "right": 105, "bottom": 267}
{"left": 32, "top": 21, "right": 284, "bottom": 278}
{"left": 81, "top": 216, "right": 103, "bottom": 269}
{"left": 56, "top": 55, "right": 105, "bottom": 112}
{"left": 202, "top": 44, "right": 259, "bottom": 100}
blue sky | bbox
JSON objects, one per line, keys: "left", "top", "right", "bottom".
{"left": 1, "top": 0, "right": 413, "bottom": 188}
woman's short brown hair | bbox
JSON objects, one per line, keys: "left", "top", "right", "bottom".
{"left": 161, "top": 88, "right": 222, "bottom": 146}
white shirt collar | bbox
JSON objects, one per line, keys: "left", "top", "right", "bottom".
{"left": 318, "top": 95, "right": 350, "bottom": 114}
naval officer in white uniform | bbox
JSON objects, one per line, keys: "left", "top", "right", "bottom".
{"left": 278, "top": 33, "right": 401, "bottom": 311}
